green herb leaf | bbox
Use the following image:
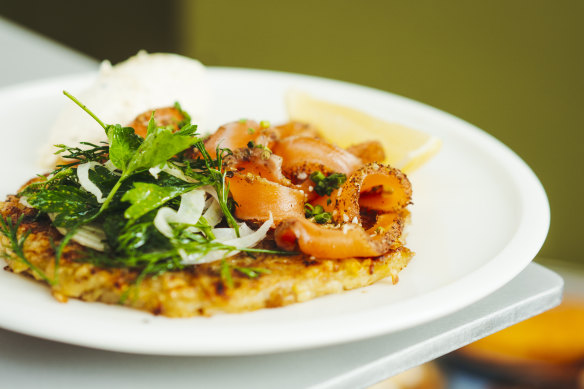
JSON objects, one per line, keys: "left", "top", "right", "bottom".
{"left": 234, "top": 266, "right": 271, "bottom": 278}
{"left": 27, "top": 185, "right": 99, "bottom": 228}
{"left": 19, "top": 168, "right": 76, "bottom": 196}
{"left": 121, "top": 182, "right": 196, "bottom": 220}
{"left": 175, "top": 123, "right": 198, "bottom": 136}
{"left": 173, "top": 102, "right": 192, "bottom": 129}
{"left": 52, "top": 142, "right": 109, "bottom": 173}
{"left": 0, "top": 215, "right": 54, "bottom": 285}
{"left": 145, "top": 113, "right": 157, "bottom": 137}
{"left": 193, "top": 140, "right": 240, "bottom": 236}
{"left": 88, "top": 164, "right": 121, "bottom": 194}
{"left": 220, "top": 259, "right": 234, "bottom": 288}
{"left": 107, "top": 124, "right": 143, "bottom": 171}
{"left": 63, "top": 91, "right": 107, "bottom": 131}
{"left": 219, "top": 260, "right": 273, "bottom": 289}
{"left": 120, "top": 220, "right": 168, "bottom": 256}
{"left": 124, "top": 127, "right": 197, "bottom": 178}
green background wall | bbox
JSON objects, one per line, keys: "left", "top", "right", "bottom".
{"left": 179, "top": 0, "right": 583, "bottom": 263}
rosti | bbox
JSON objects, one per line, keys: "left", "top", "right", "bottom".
{"left": 0, "top": 97, "right": 415, "bottom": 317}
{"left": 1, "top": 195, "right": 411, "bottom": 317}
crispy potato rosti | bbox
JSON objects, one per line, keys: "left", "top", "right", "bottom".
{"left": 1, "top": 195, "right": 412, "bottom": 317}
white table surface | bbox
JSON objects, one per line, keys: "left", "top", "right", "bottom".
{"left": 0, "top": 15, "right": 564, "bottom": 389}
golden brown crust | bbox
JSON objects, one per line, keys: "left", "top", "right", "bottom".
{"left": 1, "top": 195, "right": 412, "bottom": 317}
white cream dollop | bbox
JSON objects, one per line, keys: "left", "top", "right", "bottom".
{"left": 42, "top": 51, "right": 209, "bottom": 168}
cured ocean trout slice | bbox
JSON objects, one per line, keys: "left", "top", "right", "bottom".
{"left": 274, "top": 212, "right": 405, "bottom": 259}
{"left": 274, "top": 163, "right": 411, "bottom": 258}
{"left": 128, "top": 107, "right": 185, "bottom": 138}
{"left": 227, "top": 173, "right": 305, "bottom": 224}
{"left": 310, "top": 163, "right": 412, "bottom": 217}
{"left": 272, "top": 135, "right": 362, "bottom": 178}
{"left": 223, "top": 147, "right": 293, "bottom": 187}
{"left": 333, "top": 163, "right": 412, "bottom": 223}
{"left": 204, "top": 120, "right": 263, "bottom": 159}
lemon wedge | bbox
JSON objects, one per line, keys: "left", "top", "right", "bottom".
{"left": 286, "top": 90, "right": 441, "bottom": 173}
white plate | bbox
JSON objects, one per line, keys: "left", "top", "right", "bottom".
{"left": 0, "top": 69, "right": 549, "bottom": 356}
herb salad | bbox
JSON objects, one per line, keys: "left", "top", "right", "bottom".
{"left": 9, "top": 92, "right": 284, "bottom": 286}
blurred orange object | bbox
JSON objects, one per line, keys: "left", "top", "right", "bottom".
{"left": 463, "top": 298, "right": 584, "bottom": 364}
{"left": 455, "top": 297, "right": 584, "bottom": 388}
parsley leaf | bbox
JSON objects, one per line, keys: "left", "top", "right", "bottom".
{"left": 122, "top": 182, "right": 197, "bottom": 220}
{"left": 27, "top": 185, "right": 100, "bottom": 228}
{"left": 88, "top": 165, "right": 121, "bottom": 195}
{"left": 107, "top": 124, "right": 143, "bottom": 171}
{"left": 123, "top": 125, "right": 197, "bottom": 179}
